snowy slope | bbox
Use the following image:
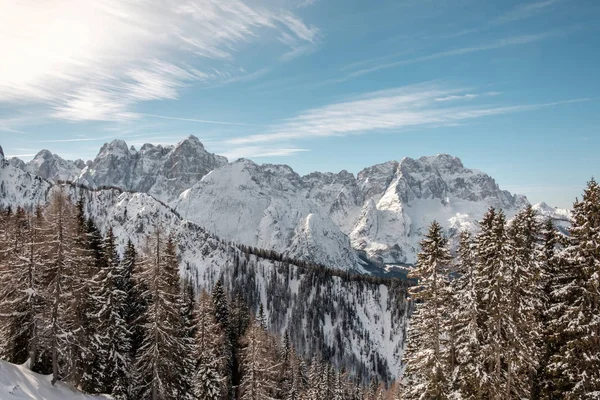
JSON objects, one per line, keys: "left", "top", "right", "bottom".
{"left": 0, "top": 151, "right": 52, "bottom": 208}
{"left": 175, "top": 159, "right": 363, "bottom": 271}
{"left": 49, "top": 184, "right": 405, "bottom": 383}
{"left": 0, "top": 361, "right": 110, "bottom": 400}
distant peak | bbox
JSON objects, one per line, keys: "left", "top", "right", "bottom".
{"left": 108, "top": 139, "right": 128, "bottom": 149}
{"left": 34, "top": 149, "right": 54, "bottom": 159}
{"left": 98, "top": 139, "right": 131, "bottom": 158}
{"left": 418, "top": 154, "right": 464, "bottom": 169}
{"left": 177, "top": 135, "right": 205, "bottom": 150}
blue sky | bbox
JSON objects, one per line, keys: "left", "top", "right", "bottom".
{"left": 1, "top": 0, "right": 598, "bottom": 208}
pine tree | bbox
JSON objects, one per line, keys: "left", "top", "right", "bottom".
{"left": 133, "top": 229, "right": 195, "bottom": 400}
{"left": 91, "top": 227, "right": 131, "bottom": 399}
{"left": 68, "top": 200, "right": 99, "bottom": 390}
{"left": 402, "top": 221, "right": 452, "bottom": 399}
{"left": 212, "top": 277, "right": 233, "bottom": 397}
{"left": 451, "top": 230, "right": 482, "bottom": 399}
{"left": 473, "top": 208, "right": 511, "bottom": 399}
{"left": 535, "top": 219, "right": 562, "bottom": 399}
{"left": 548, "top": 178, "right": 600, "bottom": 398}
{"left": 195, "top": 289, "right": 227, "bottom": 400}
{"left": 503, "top": 206, "right": 543, "bottom": 398}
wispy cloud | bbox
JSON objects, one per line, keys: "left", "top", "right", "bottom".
{"left": 225, "top": 83, "right": 594, "bottom": 145}
{"left": 138, "top": 113, "right": 272, "bottom": 127}
{"left": 222, "top": 146, "right": 309, "bottom": 160}
{"left": 493, "top": 0, "right": 564, "bottom": 25}
{"left": 334, "top": 32, "right": 558, "bottom": 83}
{"left": 0, "top": 0, "right": 318, "bottom": 122}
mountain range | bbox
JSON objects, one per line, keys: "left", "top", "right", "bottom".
{"left": 2, "top": 136, "right": 569, "bottom": 272}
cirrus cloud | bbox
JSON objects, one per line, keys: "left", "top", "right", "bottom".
{"left": 0, "top": 0, "right": 319, "bottom": 121}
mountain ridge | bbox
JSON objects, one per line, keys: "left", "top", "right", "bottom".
{"left": 4, "top": 137, "right": 569, "bottom": 270}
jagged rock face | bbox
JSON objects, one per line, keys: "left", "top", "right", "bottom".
{"left": 0, "top": 156, "right": 52, "bottom": 208}
{"left": 14, "top": 149, "right": 83, "bottom": 182}
{"left": 79, "top": 135, "right": 227, "bottom": 202}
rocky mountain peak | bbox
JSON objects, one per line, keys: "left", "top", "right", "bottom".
{"left": 176, "top": 134, "right": 205, "bottom": 150}
{"left": 0, "top": 145, "right": 4, "bottom": 161}
{"left": 98, "top": 139, "right": 130, "bottom": 159}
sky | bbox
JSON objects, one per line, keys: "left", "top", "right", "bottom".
{"left": 1, "top": 0, "right": 599, "bottom": 209}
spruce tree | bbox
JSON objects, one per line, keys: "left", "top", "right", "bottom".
{"left": 92, "top": 227, "right": 131, "bottom": 398}
{"left": 473, "top": 208, "right": 510, "bottom": 398}
{"left": 402, "top": 221, "right": 452, "bottom": 399}
{"left": 535, "top": 218, "right": 562, "bottom": 399}
{"left": 504, "top": 206, "right": 543, "bottom": 398}
{"left": 451, "top": 230, "right": 482, "bottom": 399}
{"left": 548, "top": 178, "right": 600, "bottom": 397}
{"left": 212, "top": 277, "right": 233, "bottom": 397}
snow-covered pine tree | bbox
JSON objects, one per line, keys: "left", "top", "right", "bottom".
{"left": 212, "top": 277, "right": 233, "bottom": 398}
{"left": 229, "top": 292, "right": 251, "bottom": 393}
{"left": 194, "top": 289, "right": 227, "bottom": 400}
{"left": 548, "top": 178, "right": 600, "bottom": 398}
{"left": 450, "top": 230, "right": 483, "bottom": 399}
{"left": 122, "top": 238, "right": 147, "bottom": 373}
{"left": 238, "top": 319, "right": 279, "bottom": 400}
{"left": 504, "top": 205, "right": 543, "bottom": 398}
{"left": 473, "top": 208, "right": 510, "bottom": 399}
{"left": 534, "top": 218, "right": 562, "bottom": 399}
{"left": 68, "top": 197, "right": 100, "bottom": 390}
{"left": 91, "top": 227, "right": 131, "bottom": 399}
{"left": 133, "top": 228, "right": 195, "bottom": 400}
{"left": 402, "top": 221, "right": 452, "bottom": 399}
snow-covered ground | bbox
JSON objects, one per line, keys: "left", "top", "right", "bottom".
{"left": 0, "top": 361, "right": 110, "bottom": 400}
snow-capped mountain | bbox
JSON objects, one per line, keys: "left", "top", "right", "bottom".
{"left": 5, "top": 137, "right": 569, "bottom": 270}
{"left": 9, "top": 149, "right": 85, "bottom": 182}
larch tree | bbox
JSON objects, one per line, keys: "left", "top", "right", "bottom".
{"left": 238, "top": 319, "right": 278, "bottom": 400}
{"left": 38, "top": 189, "right": 78, "bottom": 385}
{"left": 0, "top": 207, "right": 34, "bottom": 364}
{"left": 402, "top": 220, "right": 452, "bottom": 400}
{"left": 133, "top": 228, "right": 195, "bottom": 400}
{"left": 195, "top": 289, "right": 227, "bottom": 400}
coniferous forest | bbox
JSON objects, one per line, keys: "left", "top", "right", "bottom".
{"left": 400, "top": 178, "right": 600, "bottom": 400}
{"left": 0, "top": 179, "right": 598, "bottom": 400}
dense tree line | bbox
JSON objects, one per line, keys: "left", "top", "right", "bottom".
{"left": 0, "top": 188, "right": 396, "bottom": 399}
{"left": 399, "top": 179, "right": 600, "bottom": 399}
